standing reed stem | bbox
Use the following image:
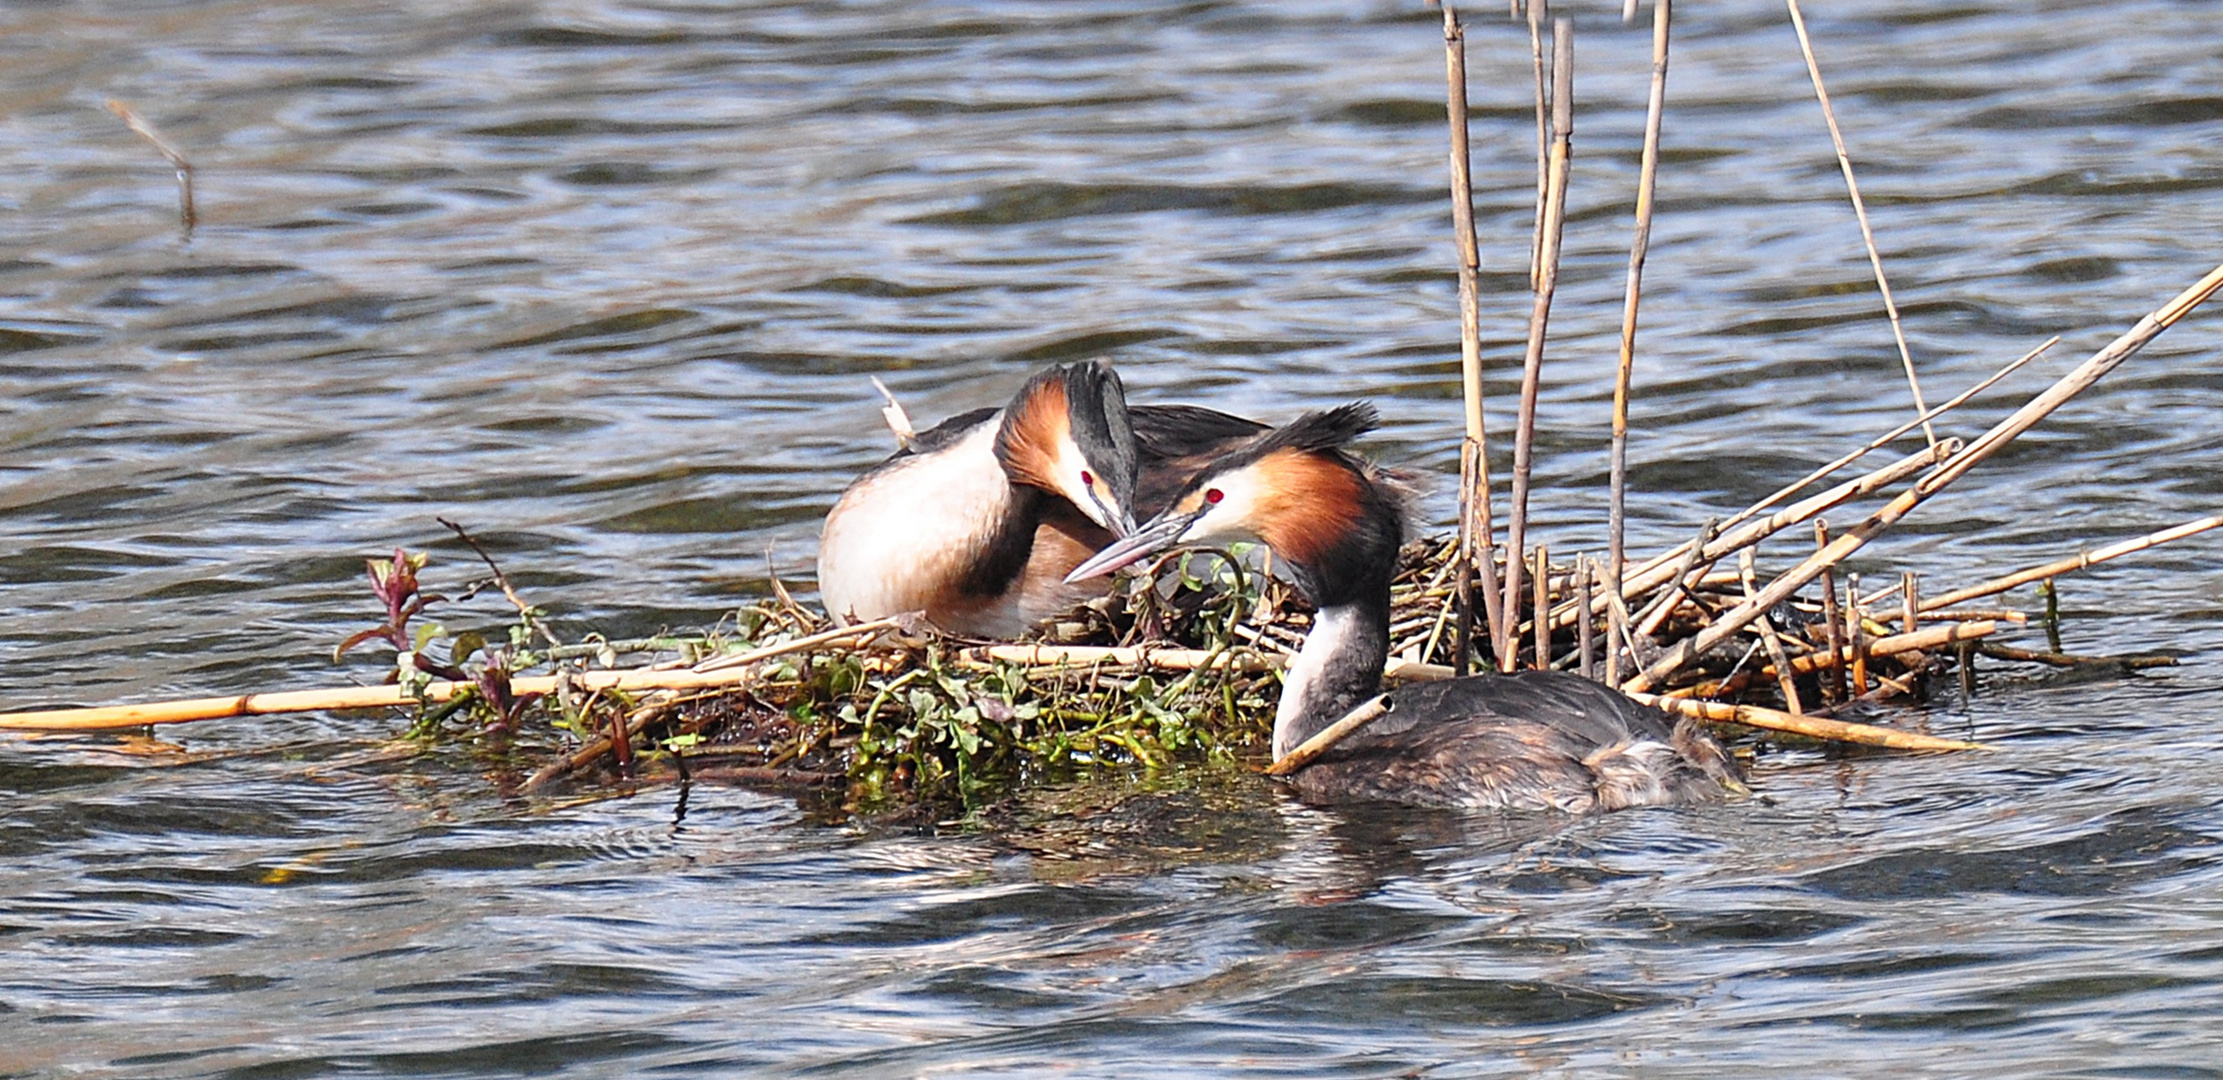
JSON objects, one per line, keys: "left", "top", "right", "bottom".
{"left": 1444, "top": 6, "right": 1510, "bottom": 670}
{"left": 1784, "top": 0, "right": 1935, "bottom": 449}
{"left": 1502, "top": 17, "right": 1574, "bottom": 672}
{"left": 1609, "top": 0, "right": 1671, "bottom": 656}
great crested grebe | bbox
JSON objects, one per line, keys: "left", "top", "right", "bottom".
{"left": 1066, "top": 403, "right": 1744, "bottom": 812}
{"left": 818, "top": 362, "right": 1262, "bottom": 639}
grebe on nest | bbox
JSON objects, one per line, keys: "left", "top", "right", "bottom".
{"left": 818, "top": 361, "right": 1261, "bottom": 639}
{"left": 1066, "top": 403, "right": 1744, "bottom": 812}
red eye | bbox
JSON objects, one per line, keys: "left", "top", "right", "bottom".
{"left": 1080, "top": 470, "right": 1094, "bottom": 487}
{"left": 1204, "top": 488, "right": 1224, "bottom": 504}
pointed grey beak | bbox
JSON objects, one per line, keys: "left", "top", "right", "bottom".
{"left": 1090, "top": 489, "right": 1139, "bottom": 538}
{"left": 1064, "top": 507, "right": 1201, "bottom": 583}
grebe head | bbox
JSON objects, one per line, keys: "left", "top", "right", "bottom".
{"left": 995, "top": 361, "right": 1143, "bottom": 535}
{"left": 1064, "top": 402, "right": 1403, "bottom": 605}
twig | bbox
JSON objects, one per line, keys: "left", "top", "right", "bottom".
{"left": 1623, "top": 260, "right": 2223, "bottom": 692}
{"left": 1503, "top": 17, "right": 1574, "bottom": 670}
{"left": 1783, "top": 0, "right": 1935, "bottom": 448}
{"left": 439, "top": 517, "right": 561, "bottom": 649}
{"left": 1263, "top": 694, "right": 1390, "bottom": 776}
{"left": 0, "top": 615, "right": 913, "bottom": 731}
{"left": 1630, "top": 691, "right": 1985, "bottom": 751}
{"left": 104, "top": 98, "right": 196, "bottom": 235}
{"left": 1919, "top": 513, "right": 2223, "bottom": 611}
{"left": 1610, "top": 0, "right": 1670, "bottom": 638}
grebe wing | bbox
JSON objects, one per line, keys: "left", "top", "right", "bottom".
{"left": 1373, "top": 670, "right": 1680, "bottom": 749}
{"left": 1129, "top": 404, "right": 1266, "bottom": 457}
{"left": 895, "top": 406, "right": 999, "bottom": 458}
{"left": 1293, "top": 722, "right": 1611, "bottom": 813}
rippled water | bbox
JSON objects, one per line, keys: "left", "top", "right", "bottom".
{"left": 4, "top": 1, "right": 2222, "bottom": 1075}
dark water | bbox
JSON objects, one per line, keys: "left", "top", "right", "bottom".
{"left": 5, "top": 0, "right": 2223, "bottom": 1075}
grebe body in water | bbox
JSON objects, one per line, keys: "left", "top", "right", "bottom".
{"left": 1068, "top": 403, "right": 1744, "bottom": 812}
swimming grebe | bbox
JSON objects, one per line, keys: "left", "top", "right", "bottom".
{"left": 1066, "top": 403, "right": 1744, "bottom": 812}
{"left": 818, "top": 362, "right": 1262, "bottom": 639}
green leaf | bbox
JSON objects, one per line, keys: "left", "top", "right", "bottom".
{"left": 449, "top": 632, "right": 487, "bottom": 667}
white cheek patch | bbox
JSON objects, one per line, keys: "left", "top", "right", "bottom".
{"left": 1052, "top": 441, "right": 1113, "bottom": 530}
{"left": 1181, "top": 469, "right": 1266, "bottom": 543}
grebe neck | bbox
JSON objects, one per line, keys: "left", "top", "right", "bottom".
{"left": 1272, "top": 590, "right": 1391, "bottom": 760}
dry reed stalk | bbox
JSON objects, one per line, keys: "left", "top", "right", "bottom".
{"left": 1622, "top": 260, "right": 2223, "bottom": 693}
{"left": 1783, "top": 0, "right": 1935, "bottom": 449}
{"left": 1741, "top": 549, "right": 1805, "bottom": 714}
{"left": 1524, "top": 0, "right": 1551, "bottom": 290}
{"left": 1633, "top": 517, "right": 1716, "bottom": 640}
{"left": 1605, "top": 577, "right": 1637, "bottom": 679}
{"left": 0, "top": 616, "right": 912, "bottom": 732}
{"left": 1619, "top": 336, "right": 2053, "bottom": 593}
{"left": 1917, "top": 608, "right": 2027, "bottom": 624}
{"left": 1761, "top": 619, "right": 1999, "bottom": 678}
{"left": 1531, "top": 544, "right": 1551, "bottom": 669}
{"left": 1856, "top": 577, "right": 1903, "bottom": 607}
{"left": 1609, "top": 0, "right": 1671, "bottom": 637}
{"left": 1626, "top": 691, "right": 1984, "bottom": 751}
{"left": 104, "top": 98, "right": 196, "bottom": 234}
{"left": 1444, "top": 6, "right": 1510, "bottom": 669}
{"left": 1918, "top": 513, "right": 2223, "bottom": 611}
{"left": 1577, "top": 557, "right": 1597, "bottom": 678}
{"left": 1815, "top": 519, "right": 1846, "bottom": 701}
{"left": 1845, "top": 574, "right": 1870, "bottom": 694}
{"left": 1502, "top": 17, "right": 1574, "bottom": 670}
{"left": 1263, "top": 694, "right": 1391, "bottom": 776}
{"left": 1902, "top": 571, "right": 1919, "bottom": 635}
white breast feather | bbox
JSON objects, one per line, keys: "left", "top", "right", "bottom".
{"left": 817, "top": 420, "right": 1011, "bottom": 626}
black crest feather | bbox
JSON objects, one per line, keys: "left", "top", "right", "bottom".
{"left": 1058, "top": 360, "right": 1141, "bottom": 495}
{"left": 1198, "top": 402, "right": 1377, "bottom": 479}
{"left": 1258, "top": 402, "right": 1377, "bottom": 455}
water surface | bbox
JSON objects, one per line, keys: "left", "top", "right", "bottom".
{"left": 4, "top": 1, "right": 2222, "bottom": 1075}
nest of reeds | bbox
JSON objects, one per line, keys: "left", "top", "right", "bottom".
{"left": 343, "top": 500, "right": 2178, "bottom": 816}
